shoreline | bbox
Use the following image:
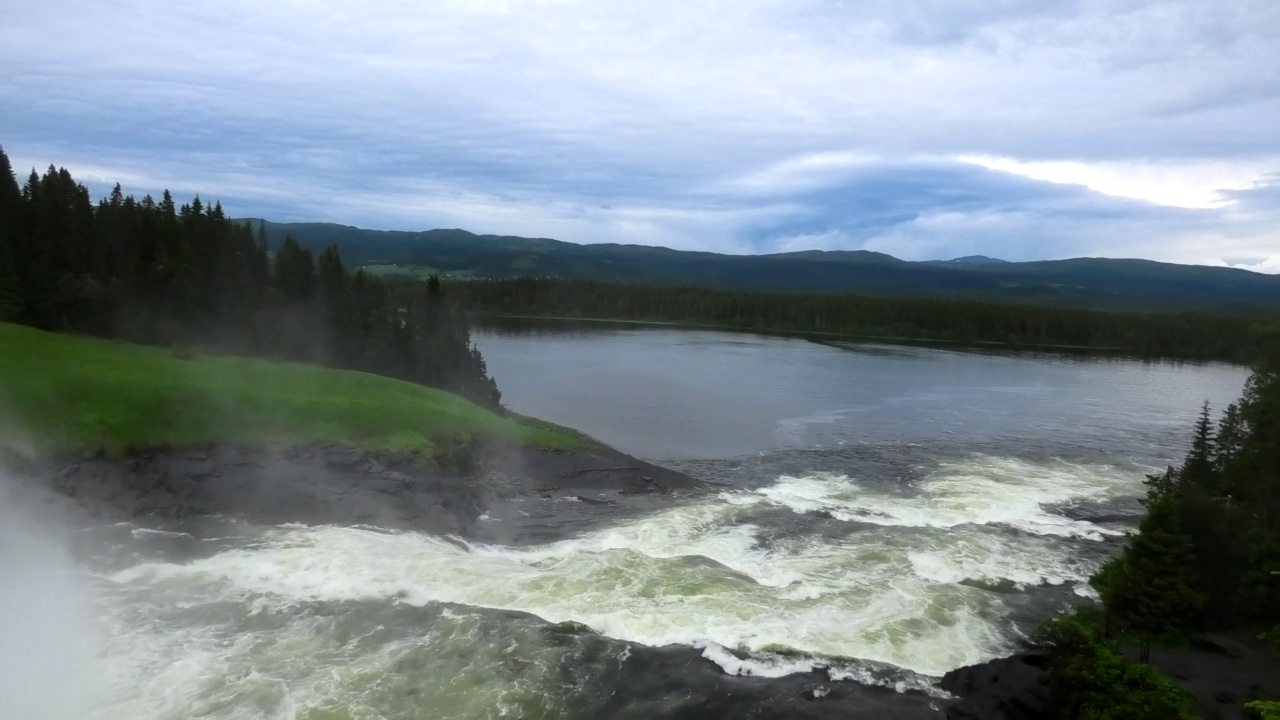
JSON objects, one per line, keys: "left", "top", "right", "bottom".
{"left": 473, "top": 313, "right": 1233, "bottom": 363}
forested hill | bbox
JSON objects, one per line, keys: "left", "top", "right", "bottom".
{"left": 0, "top": 152, "right": 502, "bottom": 408}
{"left": 243, "top": 220, "right": 1280, "bottom": 314}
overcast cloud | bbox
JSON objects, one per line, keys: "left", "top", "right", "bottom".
{"left": 2, "top": 0, "right": 1278, "bottom": 266}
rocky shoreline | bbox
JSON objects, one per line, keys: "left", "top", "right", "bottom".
{"left": 12, "top": 442, "right": 1277, "bottom": 719}
{"left": 43, "top": 443, "right": 699, "bottom": 537}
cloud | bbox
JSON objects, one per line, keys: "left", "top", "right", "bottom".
{"left": 954, "top": 155, "right": 1277, "bottom": 209}
{"left": 1, "top": 0, "right": 1278, "bottom": 267}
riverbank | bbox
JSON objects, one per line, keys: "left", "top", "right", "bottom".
{"left": 35, "top": 442, "right": 698, "bottom": 537}
{"left": 941, "top": 635, "right": 1280, "bottom": 720}
{"left": 0, "top": 322, "right": 582, "bottom": 458}
{"left": 450, "top": 275, "right": 1267, "bottom": 362}
{"left": 475, "top": 313, "right": 1165, "bottom": 359}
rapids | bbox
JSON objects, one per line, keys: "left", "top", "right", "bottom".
{"left": 6, "top": 326, "right": 1252, "bottom": 718}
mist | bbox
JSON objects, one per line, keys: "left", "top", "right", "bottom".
{"left": 0, "top": 462, "right": 98, "bottom": 720}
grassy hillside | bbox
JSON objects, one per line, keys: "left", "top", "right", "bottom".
{"left": 241, "top": 219, "right": 1280, "bottom": 314}
{"left": 0, "top": 323, "right": 582, "bottom": 456}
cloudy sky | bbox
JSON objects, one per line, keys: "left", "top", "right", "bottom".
{"left": 2, "top": 1, "right": 1278, "bottom": 267}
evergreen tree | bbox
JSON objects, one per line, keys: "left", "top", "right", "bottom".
{"left": 1182, "top": 401, "right": 1218, "bottom": 492}
{"left": 0, "top": 147, "right": 25, "bottom": 321}
{"left": 1215, "top": 402, "right": 1247, "bottom": 476}
{"left": 273, "top": 235, "right": 315, "bottom": 301}
{"left": 317, "top": 244, "right": 355, "bottom": 361}
{"left": 446, "top": 278, "right": 1265, "bottom": 362}
{"left": 0, "top": 234, "right": 23, "bottom": 321}
{"left": 1103, "top": 499, "right": 1205, "bottom": 662}
{"left": 1091, "top": 360, "right": 1280, "bottom": 647}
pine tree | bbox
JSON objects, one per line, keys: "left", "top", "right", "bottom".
{"left": 317, "top": 244, "right": 355, "bottom": 361}
{"left": 1183, "top": 400, "right": 1218, "bottom": 492}
{"left": 1216, "top": 402, "right": 1247, "bottom": 476}
{"left": 0, "top": 146, "right": 21, "bottom": 209}
{"left": 0, "top": 146, "right": 26, "bottom": 321}
{"left": 272, "top": 235, "right": 315, "bottom": 301}
{"left": 0, "top": 234, "right": 23, "bottom": 321}
{"left": 1, "top": 157, "right": 501, "bottom": 407}
{"left": 1106, "top": 500, "right": 1205, "bottom": 662}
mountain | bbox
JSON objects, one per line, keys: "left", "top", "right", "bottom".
{"left": 945, "top": 255, "right": 1009, "bottom": 265}
{"left": 237, "top": 220, "right": 1280, "bottom": 313}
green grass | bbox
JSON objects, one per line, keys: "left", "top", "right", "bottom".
{"left": 359, "top": 264, "right": 475, "bottom": 280}
{"left": 0, "top": 323, "right": 584, "bottom": 457}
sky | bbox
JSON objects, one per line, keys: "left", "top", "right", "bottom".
{"left": 1, "top": 0, "right": 1278, "bottom": 267}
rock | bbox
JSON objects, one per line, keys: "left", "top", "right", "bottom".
{"left": 1190, "top": 633, "right": 1250, "bottom": 659}
{"left": 940, "top": 651, "right": 1054, "bottom": 720}
{"left": 577, "top": 495, "right": 614, "bottom": 506}
{"left": 806, "top": 685, "right": 830, "bottom": 700}
{"left": 323, "top": 446, "right": 368, "bottom": 469}
{"left": 547, "top": 620, "right": 596, "bottom": 636}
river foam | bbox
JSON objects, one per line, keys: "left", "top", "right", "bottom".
{"left": 104, "top": 454, "right": 1134, "bottom": 687}
{"left": 754, "top": 455, "right": 1135, "bottom": 540}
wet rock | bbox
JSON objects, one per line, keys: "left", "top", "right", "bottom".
{"left": 596, "top": 645, "right": 946, "bottom": 719}
{"left": 958, "top": 577, "right": 1021, "bottom": 594}
{"left": 547, "top": 620, "right": 596, "bottom": 636}
{"left": 940, "top": 651, "right": 1054, "bottom": 720}
{"left": 577, "top": 495, "right": 614, "bottom": 506}
{"left": 1190, "top": 633, "right": 1251, "bottom": 659}
{"left": 1135, "top": 636, "right": 1280, "bottom": 720}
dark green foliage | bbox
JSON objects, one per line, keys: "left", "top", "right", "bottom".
{"left": 0, "top": 147, "right": 24, "bottom": 321}
{"left": 1091, "top": 359, "right": 1280, "bottom": 653}
{"left": 1042, "top": 357, "right": 1280, "bottom": 718}
{"left": 1096, "top": 513, "right": 1205, "bottom": 661}
{"left": 273, "top": 235, "right": 316, "bottom": 301}
{"left": 0, "top": 235, "right": 22, "bottom": 322}
{"left": 244, "top": 220, "right": 1280, "bottom": 314}
{"left": 1036, "top": 608, "right": 1200, "bottom": 720}
{"left": 1263, "top": 625, "right": 1280, "bottom": 655}
{"left": 1055, "top": 642, "right": 1200, "bottom": 720}
{"left": 0, "top": 158, "right": 500, "bottom": 408}
{"left": 449, "top": 278, "right": 1268, "bottom": 361}
{"left": 1246, "top": 700, "right": 1280, "bottom": 720}
{"left": 1035, "top": 605, "right": 1109, "bottom": 652}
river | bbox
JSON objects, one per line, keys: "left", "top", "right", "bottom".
{"left": 10, "top": 322, "right": 1250, "bottom": 718}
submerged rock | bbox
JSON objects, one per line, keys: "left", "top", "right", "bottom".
{"left": 547, "top": 620, "right": 597, "bottom": 636}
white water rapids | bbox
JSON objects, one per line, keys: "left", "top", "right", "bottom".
{"left": 68, "top": 454, "right": 1141, "bottom": 718}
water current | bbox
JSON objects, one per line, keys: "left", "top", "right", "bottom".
{"left": 4, "top": 323, "right": 1251, "bottom": 718}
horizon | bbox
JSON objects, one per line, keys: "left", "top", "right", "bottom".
{"left": 3, "top": 2, "right": 1278, "bottom": 270}
{"left": 240, "top": 216, "right": 1280, "bottom": 272}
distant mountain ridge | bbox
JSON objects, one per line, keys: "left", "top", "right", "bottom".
{"left": 237, "top": 219, "right": 1280, "bottom": 313}
{"left": 945, "top": 255, "right": 1009, "bottom": 265}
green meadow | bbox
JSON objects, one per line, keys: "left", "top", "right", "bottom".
{"left": 0, "top": 323, "right": 582, "bottom": 457}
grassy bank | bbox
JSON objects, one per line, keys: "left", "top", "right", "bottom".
{"left": 0, "top": 323, "right": 583, "bottom": 457}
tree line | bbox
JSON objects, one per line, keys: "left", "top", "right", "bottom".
{"left": 0, "top": 148, "right": 500, "bottom": 408}
{"left": 449, "top": 278, "right": 1274, "bottom": 362}
{"left": 1035, "top": 354, "right": 1280, "bottom": 718}
{"left": 1094, "top": 359, "right": 1280, "bottom": 646}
